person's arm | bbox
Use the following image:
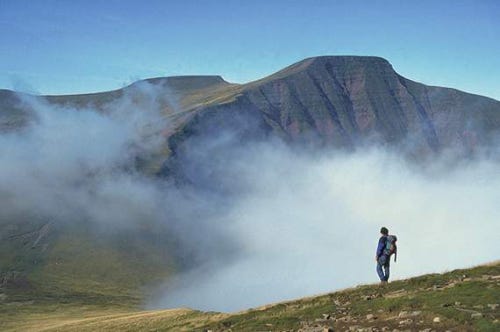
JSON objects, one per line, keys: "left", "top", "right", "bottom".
{"left": 376, "top": 237, "right": 385, "bottom": 259}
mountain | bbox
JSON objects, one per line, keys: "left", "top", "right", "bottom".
{"left": 159, "top": 56, "right": 500, "bottom": 184}
{"left": 165, "top": 56, "right": 500, "bottom": 166}
{"left": 243, "top": 56, "right": 500, "bottom": 150}
{"left": 3, "top": 56, "right": 500, "bottom": 158}
{"left": 2, "top": 262, "right": 499, "bottom": 331}
{"left": 1, "top": 56, "right": 500, "bottom": 317}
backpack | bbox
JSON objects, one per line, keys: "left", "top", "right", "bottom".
{"left": 384, "top": 235, "right": 398, "bottom": 262}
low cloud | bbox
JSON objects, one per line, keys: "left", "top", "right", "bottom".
{"left": 153, "top": 143, "right": 500, "bottom": 312}
{"left": 0, "top": 82, "right": 169, "bottom": 228}
{"left": 0, "top": 81, "right": 236, "bottom": 272}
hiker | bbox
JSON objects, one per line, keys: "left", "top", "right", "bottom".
{"left": 376, "top": 227, "right": 397, "bottom": 284}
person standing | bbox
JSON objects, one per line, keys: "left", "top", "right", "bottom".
{"left": 376, "top": 227, "right": 390, "bottom": 284}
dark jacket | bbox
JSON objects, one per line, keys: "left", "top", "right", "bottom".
{"left": 376, "top": 235, "right": 387, "bottom": 259}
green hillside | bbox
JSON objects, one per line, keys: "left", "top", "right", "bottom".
{"left": 1, "top": 262, "right": 498, "bottom": 331}
{"left": 0, "top": 220, "right": 177, "bottom": 311}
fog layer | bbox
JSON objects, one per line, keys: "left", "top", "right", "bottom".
{"left": 154, "top": 144, "right": 500, "bottom": 312}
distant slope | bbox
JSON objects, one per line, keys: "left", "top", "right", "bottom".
{"left": 2, "top": 262, "right": 498, "bottom": 331}
{"left": 0, "top": 89, "right": 33, "bottom": 130}
{"left": 0, "top": 76, "right": 238, "bottom": 302}
{"left": 0, "top": 219, "right": 178, "bottom": 306}
{"left": 44, "top": 75, "right": 235, "bottom": 110}
{"left": 0, "top": 75, "right": 236, "bottom": 132}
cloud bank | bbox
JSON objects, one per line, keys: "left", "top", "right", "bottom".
{"left": 153, "top": 143, "right": 500, "bottom": 312}
{"left": 0, "top": 83, "right": 167, "bottom": 227}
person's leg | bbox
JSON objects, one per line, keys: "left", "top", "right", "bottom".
{"left": 383, "top": 262, "right": 390, "bottom": 281}
{"left": 376, "top": 261, "right": 385, "bottom": 281}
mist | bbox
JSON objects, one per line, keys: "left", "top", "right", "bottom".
{"left": 0, "top": 83, "right": 165, "bottom": 227}
{"left": 0, "top": 83, "right": 236, "bottom": 267}
{"left": 153, "top": 143, "right": 500, "bottom": 312}
{"left": 1, "top": 85, "right": 499, "bottom": 314}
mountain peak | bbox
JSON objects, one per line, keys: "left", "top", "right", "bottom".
{"left": 131, "top": 75, "right": 231, "bottom": 92}
{"left": 303, "top": 55, "right": 391, "bottom": 66}
{"left": 255, "top": 55, "right": 395, "bottom": 84}
{"left": 305, "top": 55, "right": 393, "bottom": 71}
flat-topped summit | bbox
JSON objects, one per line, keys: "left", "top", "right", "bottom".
{"left": 256, "top": 56, "right": 394, "bottom": 83}
{"left": 139, "top": 75, "right": 231, "bottom": 91}
{"left": 291, "top": 55, "right": 393, "bottom": 71}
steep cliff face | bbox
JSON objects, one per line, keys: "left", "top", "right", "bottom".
{"left": 173, "top": 56, "right": 500, "bottom": 153}
{"left": 243, "top": 56, "right": 409, "bottom": 148}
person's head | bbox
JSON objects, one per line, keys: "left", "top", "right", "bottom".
{"left": 380, "top": 227, "right": 389, "bottom": 236}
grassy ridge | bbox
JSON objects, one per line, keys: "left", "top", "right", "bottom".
{"left": 1, "top": 262, "right": 498, "bottom": 331}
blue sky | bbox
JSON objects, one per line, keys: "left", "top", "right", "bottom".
{"left": 0, "top": 0, "right": 499, "bottom": 100}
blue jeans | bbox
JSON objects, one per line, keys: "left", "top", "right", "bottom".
{"left": 377, "top": 255, "right": 390, "bottom": 281}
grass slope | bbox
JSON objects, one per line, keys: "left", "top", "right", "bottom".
{"left": 0, "top": 221, "right": 177, "bottom": 317}
{"left": 1, "top": 262, "right": 498, "bottom": 331}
